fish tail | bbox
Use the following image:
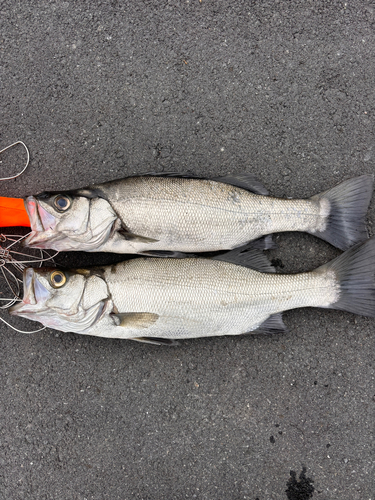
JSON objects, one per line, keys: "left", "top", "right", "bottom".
{"left": 310, "top": 175, "right": 373, "bottom": 250}
{"left": 319, "top": 236, "right": 375, "bottom": 317}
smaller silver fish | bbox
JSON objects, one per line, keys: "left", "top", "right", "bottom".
{"left": 10, "top": 237, "right": 375, "bottom": 343}
{"left": 23, "top": 174, "right": 373, "bottom": 255}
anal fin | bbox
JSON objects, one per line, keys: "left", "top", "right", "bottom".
{"left": 250, "top": 313, "right": 287, "bottom": 335}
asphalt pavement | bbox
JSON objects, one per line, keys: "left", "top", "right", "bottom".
{"left": 0, "top": 1, "right": 374, "bottom": 499}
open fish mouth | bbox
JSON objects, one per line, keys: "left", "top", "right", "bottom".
{"left": 23, "top": 196, "right": 58, "bottom": 248}
{"left": 9, "top": 268, "right": 50, "bottom": 317}
{"left": 9, "top": 266, "right": 111, "bottom": 333}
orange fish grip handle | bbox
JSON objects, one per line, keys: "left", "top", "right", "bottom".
{"left": 0, "top": 197, "right": 30, "bottom": 227}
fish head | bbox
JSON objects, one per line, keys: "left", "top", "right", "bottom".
{"left": 23, "top": 191, "right": 117, "bottom": 251}
{"left": 9, "top": 267, "right": 110, "bottom": 333}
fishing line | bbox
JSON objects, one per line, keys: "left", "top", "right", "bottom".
{"left": 0, "top": 233, "right": 57, "bottom": 332}
{"left": 0, "top": 141, "right": 56, "bottom": 333}
{"left": 0, "top": 141, "right": 30, "bottom": 180}
{"left": 0, "top": 315, "right": 45, "bottom": 334}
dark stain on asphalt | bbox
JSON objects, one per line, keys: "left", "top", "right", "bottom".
{"left": 285, "top": 467, "right": 314, "bottom": 500}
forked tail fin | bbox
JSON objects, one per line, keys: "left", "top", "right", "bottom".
{"left": 319, "top": 236, "right": 375, "bottom": 317}
{"left": 310, "top": 175, "right": 373, "bottom": 250}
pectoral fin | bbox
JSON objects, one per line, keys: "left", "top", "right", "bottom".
{"left": 111, "top": 312, "right": 159, "bottom": 329}
{"left": 118, "top": 228, "right": 159, "bottom": 244}
{"left": 129, "top": 337, "right": 179, "bottom": 346}
{"left": 139, "top": 250, "right": 190, "bottom": 258}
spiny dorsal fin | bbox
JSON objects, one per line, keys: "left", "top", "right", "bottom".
{"left": 65, "top": 172, "right": 269, "bottom": 199}
{"left": 111, "top": 312, "right": 159, "bottom": 329}
{"left": 134, "top": 171, "right": 269, "bottom": 195}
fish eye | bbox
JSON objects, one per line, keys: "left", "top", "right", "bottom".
{"left": 50, "top": 270, "right": 67, "bottom": 288}
{"left": 53, "top": 195, "right": 71, "bottom": 212}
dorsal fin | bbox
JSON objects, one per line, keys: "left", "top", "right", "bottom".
{"left": 211, "top": 173, "right": 269, "bottom": 195}
{"left": 241, "top": 235, "right": 275, "bottom": 251}
{"left": 62, "top": 172, "right": 269, "bottom": 200}
{"left": 139, "top": 171, "right": 269, "bottom": 195}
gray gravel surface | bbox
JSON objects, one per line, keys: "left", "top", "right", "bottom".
{"left": 1, "top": 1, "right": 374, "bottom": 499}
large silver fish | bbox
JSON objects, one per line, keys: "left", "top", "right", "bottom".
{"left": 10, "top": 237, "right": 375, "bottom": 343}
{"left": 23, "top": 174, "right": 373, "bottom": 255}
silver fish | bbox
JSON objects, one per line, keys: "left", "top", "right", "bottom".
{"left": 23, "top": 174, "right": 373, "bottom": 254}
{"left": 10, "top": 237, "right": 375, "bottom": 343}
